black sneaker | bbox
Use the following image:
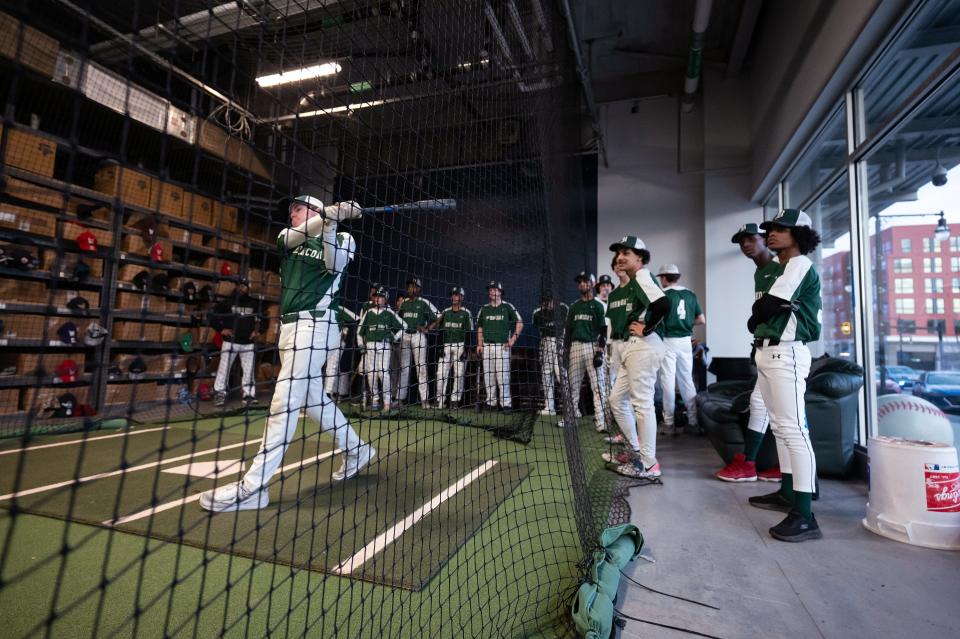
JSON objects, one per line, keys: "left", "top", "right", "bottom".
{"left": 770, "top": 510, "right": 822, "bottom": 542}
{"left": 748, "top": 490, "right": 793, "bottom": 513}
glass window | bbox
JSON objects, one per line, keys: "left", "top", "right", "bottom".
{"left": 923, "top": 237, "right": 943, "bottom": 252}
{"left": 951, "top": 237, "right": 960, "bottom": 252}
{"left": 954, "top": 298, "right": 960, "bottom": 314}
{"left": 901, "top": 238, "right": 912, "bottom": 253}
{"left": 954, "top": 277, "right": 960, "bottom": 293}
{"left": 895, "top": 277, "right": 914, "bottom": 293}
{"left": 926, "top": 298, "right": 945, "bottom": 314}
{"left": 896, "top": 298, "right": 915, "bottom": 314}
{"left": 894, "top": 258, "right": 912, "bottom": 273}
{"left": 953, "top": 257, "right": 960, "bottom": 272}
{"left": 856, "top": 0, "right": 960, "bottom": 138}
{"left": 925, "top": 277, "right": 944, "bottom": 293}
{"left": 783, "top": 105, "right": 846, "bottom": 208}
{"left": 763, "top": 189, "right": 779, "bottom": 221}
{"left": 924, "top": 257, "right": 943, "bottom": 273}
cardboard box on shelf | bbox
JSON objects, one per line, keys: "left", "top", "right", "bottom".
{"left": 183, "top": 192, "right": 214, "bottom": 227}
{"left": 94, "top": 163, "right": 152, "bottom": 210}
{"left": 0, "top": 388, "right": 19, "bottom": 414}
{"left": 216, "top": 233, "right": 245, "bottom": 255}
{"left": 102, "top": 384, "right": 133, "bottom": 405}
{"left": 115, "top": 291, "right": 150, "bottom": 311}
{"left": 0, "top": 280, "right": 49, "bottom": 304}
{"left": 112, "top": 320, "right": 161, "bottom": 342}
{"left": 0, "top": 11, "right": 59, "bottom": 77}
{"left": 0, "top": 177, "right": 63, "bottom": 237}
{"left": 46, "top": 316, "right": 87, "bottom": 343}
{"left": 62, "top": 221, "right": 113, "bottom": 248}
{"left": 43, "top": 251, "right": 105, "bottom": 279}
{"left": 0, "top": 314, "right": 46, "bottom": 340}
{"left": 17, "top": 352, "right": 85, "bottom": 376}
{"left": 212, "top": 202, "right": 239, "bottom": 233}
{"left": 151, "top": 179, "right": 184, "bottom": 218}
{"left": 50, "top": 289, "right": 101, "bottom": 310}
{"left": 0, "top": 124, "right": 57, "bottom": 177}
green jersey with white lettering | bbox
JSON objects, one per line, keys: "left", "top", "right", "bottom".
{"left": 566, "top": 298, "right": 606, "bottom": 343}
{"left": 359, "top": 307, "right": 404, "bottom": 342}
{"left": 753, "top": 255, "right": 821, "bottom": 342}
{"left": 437, "top": 307, "right": 473, "bottom": 344}
{"left": 478, "top": 302, "right": 521, "bottom": 344}
{"left": 399, "top": 297, "right": 439, "bottom": 332}
{"left": 277, "top": 231, "right": 352, "bottom": 316}
{"left": 605, "top": 269, "right": 665, "bottom": 339}
{"left": 661, "top": 287, "right": 702, "bottom": 338}
{"left": 532, "top": 303, "right": 568, "bottom": 339}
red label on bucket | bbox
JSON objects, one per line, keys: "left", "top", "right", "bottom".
{"left": 924, "top": 463, "right": 960, "bottom": 512}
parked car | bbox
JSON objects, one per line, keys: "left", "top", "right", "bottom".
{"left": 876, "top": 370, "right": 902, "bottom": 395}
{"left": 912, "top": 371, "right": 960, "bottom": 411}
{"left": 881, "top": 365, "right": 922, "bottom": 390}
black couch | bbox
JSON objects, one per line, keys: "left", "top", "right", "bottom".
{"left": 697, "top": 356, "right": 864, "bottom": 477}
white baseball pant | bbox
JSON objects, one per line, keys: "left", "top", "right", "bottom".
{"left": 482, "top": 343, "right": 511, "bottom": 407}
{"left": 242, "top": 314, "right": 363, "bottom": 493}
{"left": 746, "top": 385, "right": 769, "bottom": 434}
{"left": 540, "top": 337, "right": 562, "bottom": 411}
{"left": 568, "top": 341, "right": 609, "bottom": 428}
{"left": 324, "top": 330, "right": 350, "bottom": 396}
{"left": 609, "top": 334, "right": 665, "bottom": 468}
{"left": 755, "top": 341, "right": 816, "bottom": 493}
{"left": 214, "top": 340, "right": 256, "bottom": 398}
{"left": 364, "top": 341, "right": 393, "bottom": 407}
{"left": 399, "top": 331, "right": 430, "bottom": 402}
{"left": 436, "top": 342, "right": 466, "bottom": 407}
{"left": 659, "top": 336, "right": 698, "bottom": 426}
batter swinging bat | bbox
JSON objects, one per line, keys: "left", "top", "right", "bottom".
{"left": 361, "top": 199, "right": 457, "bottom": 215}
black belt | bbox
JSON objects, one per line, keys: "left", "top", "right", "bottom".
{"left": 405, "top": 330, "right": 418, "bottom": 334}
{"left": 280, "top": 309, "right": 327, "bottom": 324}
{"left": 753, "top": 337, "right": 806, "bottom": 347}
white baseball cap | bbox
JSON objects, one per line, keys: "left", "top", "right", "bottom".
{"left": 658, "top": 264, "right": 680, "bottom": 276}
{"left": 290, "top": 195, "right": 325, "bottom": 213}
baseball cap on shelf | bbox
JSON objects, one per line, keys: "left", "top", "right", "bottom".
{"left": 450, "top": 286, "right": 465, "bottom": 296}
{"left": 132, "top": 270, "right": 150, "bottom": 290}
{"left": 197, "top": 382, "right": 212, "bottom": 401}
{"left": 575, "top": 271, "right": 596, "bottom": 283}
{"left": 51, "top": 393, "right": 78, "bottom": 418}
{"left": 486, "top": 280, "right": 503, "bottom": 291}
{"left": 128, "top": 356, "right": 147, "bottom": 380}
{"left": 182, "top": 281, "right": 198, "bottom": 303}
{"left": 55, "top": 359, "right": 79, "bottom": 383}
{"left": 199, "top": 285, "right": 215, "bottom": 303}
{"left": 407, "top": 276, "right": 422, "bottom": 288}
{"left": 58, "top": 322, "right": 79, "bottom": 345}
{"left": 731, "top": 223, "right": 763, "bottom": 243}
{"left": 76, "top": 230, "right": 98, "bottom": 252}
{"left": 149, "top": 242, "right": 166, "bottom": 263}
{"left": 0, "top": 245, "right": 38, "bottom": 271}
{"left": 66, "top": 296, "right": 90, "bottom": 311}
{"left": 73, "top": 259, "right": 91, "bottom": 282}
{"left": 596, "top": 274, "right": 614, "bottom": 287}
{"left": 657, "top": 264, "right": 681, "bottom": 276}
{"left": 290, "top": 195, "right": 324, "bottom": 214}
{"left": 150, "top": 272, "right": 169, "bottom": 293}
{"left": 760, "top": 209, "right": 812, "bottom": 231}
{"left": 609, "top": 235, "right": 646, "bottom": 252}
{"left": 220, "top": 262, "right": 234, "bottom": 276}
{"left": 84, "top": 322, "right": 107, "bottom": 345}
{"left": 179, "top": 331, "right": 194, "bottom": 352}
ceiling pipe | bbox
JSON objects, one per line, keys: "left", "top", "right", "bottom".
{"left": 558, "top": 0, "right": 608, "bottom": 166}
{"left": 506, "top": 0, "right": 535, "bottom": 59}
{"left": 681, "top": 0, "right": 713, "bottom": 113}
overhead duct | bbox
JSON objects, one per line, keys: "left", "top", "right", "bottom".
{"left": 681, "top": 0, "right": 713, "bottom": 113}
{"left": 484, "top": 3, "right": 558, "bottom": 93}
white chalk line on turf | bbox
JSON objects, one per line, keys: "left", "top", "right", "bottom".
{"left": 0, "top": 426, "right": 171, "bottom": 456}
{"left": 331, "top": 460, "right": 498, "bottom": 575}
{"left": 0, "top": 438, "right": 263, "bottom": 502}
{"left": 103, "top": 448, "right": 342, "bottom": 526}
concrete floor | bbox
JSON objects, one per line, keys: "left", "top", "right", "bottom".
{"left": 615, "top": 436, "right": 960, "bottom": 639}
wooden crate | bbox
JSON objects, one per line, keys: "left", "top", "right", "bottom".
{"left": 183, "top": 192, "right": 213, "bottom": 227}
{"left": 151, "top": 179, "right": 184, "bottom": 217}
{"left": 22, "top": 386, "right": 89, "bottom": 412}
{"left": 0, "top": 314, "right": 46, "bottom": 340}
{"left": 50, "top": 289, "right": 100, "bottom": 310}
{"left": 120, "top": 233, "right": 170, "bottom": 259}
{"left": 103, "top": 384, "right": 134, "bottom": 406}
{"left": 200, "top": 257, "right": 240, "bottom": 277}
{"left": 43, "top": 251, "right": 105, "bottom": 279}
{"left": 117, "top": 264, "right": 153, "bottom": 283}
{"left": 212, "top": 202, "right": 239, "bottom": 233}
{"left": 62, "top": 222, "right": 113, "bottom": 248}
{"left": 0, "top": 177, "right": 61, "bottom": 237}
{"left": 94, "top": 163, "right": 152, "bottom": 210}
{"left": 215, "top": 233, "right": 245, "bottom": 255}
{"left": 0, "top": 11, "right": 59, "bottom": 77}
{"left": 0, "top": 388, "right": 19, "bottom": 414}
{"left": 112, "top": 320, "right": 162, "bottom": 342}
{"left": 115, "top": 291, "right": 150, "bottom": 311}
{"left": 0, "top": 280, "right": 48, "bottom": 304}
{"left": 17, "top": 352, "right": 85, "bottom": 375}
{"left": 0, "top": 124, "right": 57, "bottom": 177}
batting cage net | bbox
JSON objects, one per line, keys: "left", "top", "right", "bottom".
{"left": 0, "top": 2, "right": 625, "bottom": 637}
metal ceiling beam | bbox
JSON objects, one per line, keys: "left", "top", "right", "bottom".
{"left": 726, "top": 0, "right": 763, "bottom": 78}
{"left": 559, "top": 0, "right": 607, "bottom": 166}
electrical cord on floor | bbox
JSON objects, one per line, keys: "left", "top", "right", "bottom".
{"left": 614, "top": 609, "right": 725, "bottom": 639}
{"left": 619, "top": 569, "right": 720, "bottom": 610}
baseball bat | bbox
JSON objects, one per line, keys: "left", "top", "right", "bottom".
{"left": 361, "top": 198, "right": 457, "bottom": 214}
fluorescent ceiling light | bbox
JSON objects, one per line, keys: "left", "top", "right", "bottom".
{"left": 256, "top": 62, "right": 341, "bottom": 87}
{"left": 269, "top": 98, "right": 399, "bottom": 122}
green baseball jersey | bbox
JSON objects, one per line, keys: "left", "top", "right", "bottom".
{"left": 399, "top": 297, "right": 439, "bottom": 331}
{"left": 661, "top": 287, "right": 702, "bottom": 338}
{"left": 605, "top": 270, "right": 665, "bottom": 339}
{"left": 359, "top": 307, "right": 404, "bottom": 342}
{"left": 754, "top": 259, "right": 780, "bottom": 300}
{"left": 566, "top": 298, "right": 606, "bottom": 342}
{"left": 532, "top": 303, "right": 568, "bottom": 339}
{"left": 477, "top": 302, "right": 521, "bottom": 344}
{"left": 336, "top": 306, "right": 358, "bottom": 327}
{"left": 361, "top": 300, "right": 375, "bottom": 314}
{"left": 277, "top": 231, "right": 352, "bottom": 316}
{"left": 437, "top": 307, "right": 474, "bottom": 344}
{"left": 754, "top": 255, "right": 822, "bottom": 342}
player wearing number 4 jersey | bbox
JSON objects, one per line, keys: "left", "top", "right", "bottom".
{"left": 606, "top": 236, "right": 671, "bottom": 480}
{"left": 200, "top": 196, "right": 374, "bottom": 513}
{"left": 749, "top": 209, "right": 823, "bottom": 542}
{"left": 431, "top": 287, "right": 474, "bottom": 409}
{"left": 655, "top": 264, "right": 705, "bottom": 436}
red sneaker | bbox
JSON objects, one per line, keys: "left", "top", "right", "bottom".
{"left": 757, "top": 465, "right": 782, "bottom": 482}
{"left": 715, "top": 453, "right": 757, "bottom": 482}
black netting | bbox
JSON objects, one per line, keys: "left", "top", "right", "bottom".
{"left": 0, "top": 2, "right": 625, "bottom": 637}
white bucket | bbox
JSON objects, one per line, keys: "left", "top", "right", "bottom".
{"left": 863, "top": 436, "right": 960, "bottom": 550}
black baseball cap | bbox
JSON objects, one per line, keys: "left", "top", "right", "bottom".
{"left": 407, "top": 276, "right": 422, "bottom": 288}
{"left": 450, "top": 286, "right": 465, "bottom": 296}
{"left": 66, "top": 296, "right": 90, "bottom": 311}
{"left": 486, "top": 280, "right": 503, "bottom": 291}
{"left": 596, "top": 275, "right": 614, "bottom": 287}
{"left": 575, "top": 272, "right": 596, "bottom": 284}
{"left": 731, "top": 223, "right": 763, "bottom": 243}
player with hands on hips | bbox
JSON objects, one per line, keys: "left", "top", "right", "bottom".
{"left": 655, "top": 264, "right": 705, "bottom": 437}
{"left": 431, "top": 286, "right": 474, "bottom": 409}
{"left": 564, "top": 272, "right": 610, "bottom": 431}
{"left": 748, "top": 209, "right": 823, "bottom": 542}
{"left": 398, "top": 277, "right": 439, "bottom": 408}
{"left": 476, "top": 281, "right": 523, "bottom": 411}
{"left": 605, "top": 236, "right": 671, "bottom": 480}
{"left": 200, "top": 195, "right": 373, "bottom": 512}
{"left": 358, "top": 287, "right": 404, "bottom": 410}
{"left": 532, "top": 292, "right": 568, "bottom": 416}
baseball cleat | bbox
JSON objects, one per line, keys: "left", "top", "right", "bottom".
{"left": 748, "top": 490, "right": 793, "bottom": 513}
{"left": 601, "top": 451, "right": 630, "bottom": 464}
{"left": 595, "top": 424, "right": 608, "bottom": 433}
{"left": 757, "top": 465, "right": 782, "bottom": 482}
{"left": 715, "top": 453, "right": 758, "bottom": 482}
{"left": 199, "top": 482, "right": 269, "bottom": 512}
{"left": 614, "top": 461, "right": 662, "bottom": 480}
{"left": 214, "top": 392, "right": 226, "bottom": 407}
{"left": 657, "top": 422, "right": 673, "bottom": 436}
{"left": 556, "top": 419, "right": 565, "bottom": 428}
{"left": 333, "top": 444, "right": 377, "bottom": 481}
{"left": 770, "top": 510, "right": 822, "bottom": 542}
